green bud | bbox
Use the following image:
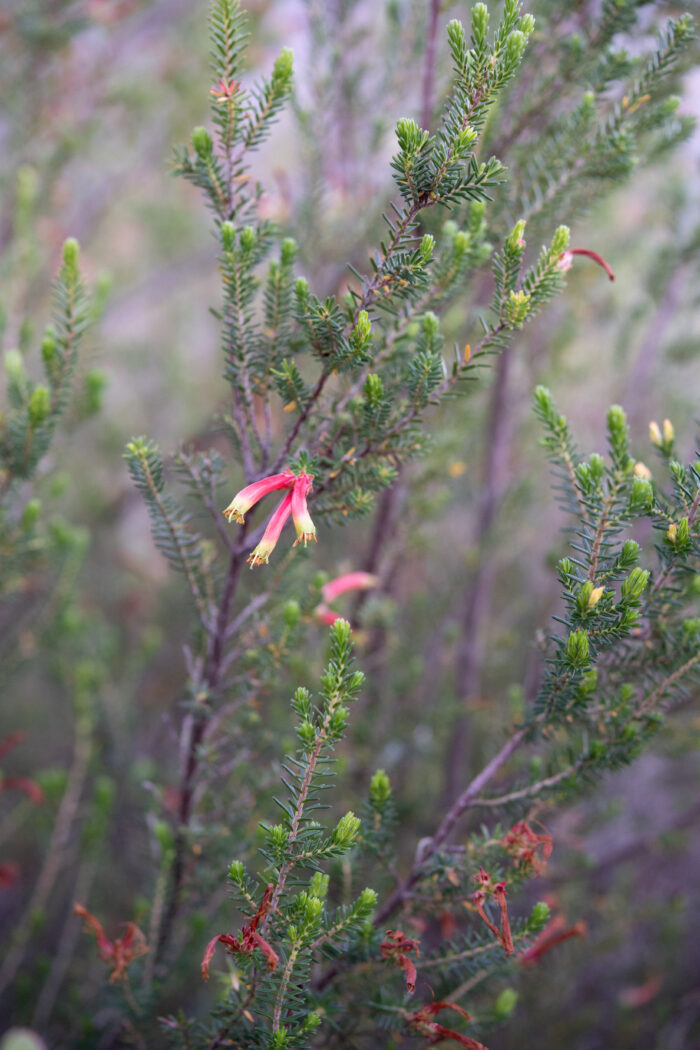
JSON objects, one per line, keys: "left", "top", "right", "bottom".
{"left": 295, "top": 276, "right": 309, "bottom": 304}
{"left": 494, "top": 988, "right": 519, "bottom": 1019}
{"left": 272, "top": 47, "right": 294, "bottom": 86}
{"left": 683, "top": 617, "right": 700, "bottom": 636}
{"left": 369, "top": 768, "right": 391, "bottom": 806}
{"left": 519, "top": 13, "right": 536, "bottom": 35}
{"left": 283, "top": 599, "right": 300, "bottom": 628}
{"left": 676, "top": 517, "right": 690, "bottom": 547}
{"left": 21, "top": 498, "right": 41, "bottom": 529}
{"left": 506, "top": 288, "right": 530, "bottom": 327}
{"left": 332, "top": 810, "right": 361, "bottom": 845}
{"left": 330, "top": 617, "right": 351, "bottom": 647}
{"left": 280, "top": 237, "right": 297, "bottom": 266}
{"left": 270, "top": 1027, "right": 288, "bottom": 1050}
{"left": 239, "top": 226, "right": 256, "bottom": 251}
{"left": 630, "top": 476, "right": 653, "bottom": 512}
{"left": 506, "top": 219, "right": 526, "bottom": 253}
{"left": 566, "top": 628, "right": 589, "bottom": 668}
{"left": 309, "top": 872, "right": 329, "bottom": 899}
{"left": 191, "top": 125, "right": 213, "bottom": 158}
{"left": 303, "top": 894, "right": 323, "bottom": 925}
{"left": 505, "top": 29, "right": 527, "bottom": 65}
{"left": 62, "top": 238, "right": 80, "bottom": 277}
{"left": 422, "top": 311, "right": 439, "bottom": 339}
{"left": 297, "top": 720, "right": 316, "bottom": 749}
{"left": 551, "top": 225, "right": 570, "bottom": 255}
{"left": 364, "top": 373, "right": 383, "bottom": 405}
{"left": 28, "top": 386, "right": 51, "bottom": 426}
{"left": 269, "top": 824, "right": 288, "bottom": 848}
{"left": 41, "top": 328, "right": 56, "bottom": 369}
{"left": 329, "top": 704, "right": 349, "bottom": 735}
{"left": 529, "top": 901, "right": 550, "bottom": 928}
{"left": 621, "top": 567, "right": 649, "bottom": 601}
{"left": 470, "top": 6, "right": 488, "bottom": 42}
{"left": 228, "top": 860, "right": 245, "bottom": 883}
{"left": 4, "top": 349, "right": 25, "bottom": 383}
{"left": 220, "top": 222, "right": 236, "bottom": 251}
{"left": 419, "top": 233, "right": 435, "bottom": 262}
{"left": 301, "top": 1012, "right": 322, "bottom": 1034}
{"left": 84, "top": 370, "right": 106, "bottom": 414}
{"left": 358, "top": 887, "right": 378, "bottom": 911}
{"left": 453, "top": 230, "right": 470, "bottom": 256}
{"left": 447, "top": 18, "right": 467, "bottom": 54}
{"left": 396, "top": 117, "right": 425, "bottom": 154}
{"left": 620, "top": 539, "right": 640, "bottom": 566}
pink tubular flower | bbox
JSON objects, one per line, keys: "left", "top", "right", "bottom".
{"left": 291, "top": 471, "right": 317, "bottom": 547}
{"left": 316, "top": 571, "right": 379, "bottom": 624}
{"left": 224, "top": 468, "right": 318, "bottom": 567}
{"left": 247, "top": 491, "right": 293, "bottom": 567}
{"left": 222, "top": 470, "right": 295, "bottom": 524}
{"left": 557, "top": 247, "right": 615, "bottom": 281}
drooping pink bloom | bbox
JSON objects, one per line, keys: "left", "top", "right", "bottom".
{"left": 291, "top": 471, "right": 317, "bottom": 547}
{"left": 201, "top": 884, "right": 278, "bottom": 980}
{"left": 519, "top": 913, "right": 587, "bottom": 965}
{"left": 557, "top": 247, "right": 615, "bottom": 281}
{"left": 407, "top": 1001, "right": 487, "bottom": 1049}
{"left": 74, "top": 903, "right": 148, "bottom": 982}
{"left": 316, "top": 570, "right": 379, "bottom": 624}
{"left": 222, "top": 470, "right": 295, "bottom": 524}
{"left": 246, "top": 490, "right": 294, "bottom": 567}
{"left": 380, "top": 929, "right": 421, "bottom": 993}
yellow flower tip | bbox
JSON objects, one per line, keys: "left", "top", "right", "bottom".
{"left": 663, "top": 418, "right": 674, "bottom": 444}
{"left": 649, "top": 421, "right": 662, "bottom": 447}
{"left": 634, "top": 461, "right": 652, "bottom": 480}
{"left": 223, "top": 506, "right": 245, "bottom": 524}
{"left": 588, "top": 586, "right": 605, "bottom": 609}
{"left": 449, "top": 460, "right": 467, "bottom": 478}
{"left": 246, "top": 552, "right": 268, "bottom": 568}
{"left": 667, "top": 523, "right": 678, "bottom": 543}
{"left": 293, "top": 530, "right": 317, "bottom": 548}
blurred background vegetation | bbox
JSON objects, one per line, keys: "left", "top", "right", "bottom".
{"left": 1, "top": 0, "right": 699, "bottom": 1047}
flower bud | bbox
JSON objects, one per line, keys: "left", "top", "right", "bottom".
{"left": 191, "top": 126, "right": 213, "bottom": 158}
{"left": 663, "top": 418, "right": 675, "bottom": 445}
{"left": 369, "top": 768, "right": 391, "bottom": 805}
{"left": 565, "top": 628, "right": 589, "bottom": 668}
{"left": 649, "top": 421, "right": 662, "bottom": 447}
{"left": 28, "top": 386, "right": 51, "bottom": 426}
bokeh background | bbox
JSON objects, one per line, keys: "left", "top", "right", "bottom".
{"left": 1, "top": 0, "right": 699, "bottom": 1046}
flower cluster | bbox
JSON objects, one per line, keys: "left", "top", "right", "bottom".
{"left": 380, "top": 928, "right": 421, "bottom": 992}
{"left": 223, "top": 469, "right": 317, "bottom": 567}
{"left": 201, "top": 884, "right": 279, "bottom": 979}
{"left": 74, "top": 904, "right": 148, "bottom": 982}
{"left": 500, "top": 821, "right": 553, "bottom": 877}
{"left": 471, "top": 868, "right": 514, "bottom": 956}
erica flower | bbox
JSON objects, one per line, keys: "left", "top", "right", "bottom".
{"left": 247, "top": 490, "right": 294, "bottom": 567}
{"left": 291, "top": 471, "right": 317, "bottom": 547}
{"left": 74, "top": 903, "right": 148, "bottom": 982}
{"left": 201, "top": 884, "right": 278, "bottom": 979}
{"left": 210, "top": 77, "right": 239, "bottom": 102}
{"left": 223, "top": 468, "right": 319, "bottom": 567}
{"left": 316, "top": 571, "right": 379, "bottom": 625}
{"left": 557, "top": 247, "right": 615, "bottom": 281}
{"left": 222, "top": 471, "right": 295, "bottom": 524}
